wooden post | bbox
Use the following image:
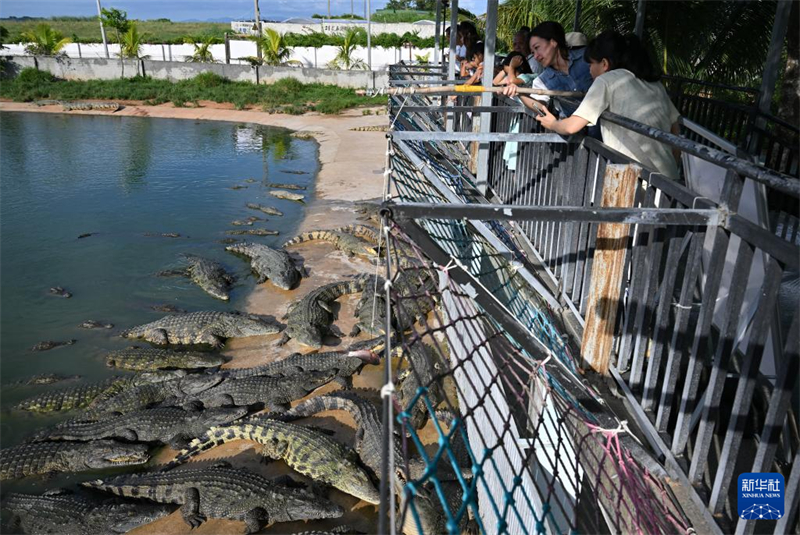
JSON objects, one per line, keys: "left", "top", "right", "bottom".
{"left": 224, "top": 33, "right": 231, "bottom": 64}
{"left": 581, "top": 163, "right": 640, "bottom": 375}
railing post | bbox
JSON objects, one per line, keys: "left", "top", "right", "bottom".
{"left": 475, "top": 0, "right": 498, "bottom": 193}
{"left": 433, "top": 0, "right": 442, "bottom": 66}
{"left": 634, "top": 0, "right": 646, "bottom": 39}
{"left": 224, "top": 33, "right": 231, "bottom": 64}
{"left": 445, "top": 0, "right": 459, "bottom": 132}
{"left": 580, "top": 164, "right": 639, "bottom": 375}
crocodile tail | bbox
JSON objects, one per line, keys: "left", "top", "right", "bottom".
{"left": 82, "top": 475, "right": 158, "bottom": 501}
{"left": 334, "top": 224, "right": 380, "bottom": 243}
{"left": 283, "top": 395, "right": 348, "bottom": 420}
{"left": 166, "top": 424, "right": 262, "bottom": 469}
{"left": 283, "top": 231, "right": 336, "bottom": 248}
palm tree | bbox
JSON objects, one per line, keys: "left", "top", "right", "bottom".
{"left": 119, "top": 22, "right": 147, "bottom": 59}
{"left": 328, "top": 27, "right": 367, "bottom": 70}
{"left": 20, "top": 23, "right": 71, "bottom": 56}
{"left": 186, "top": 36, "right": 217, "bottom": 63}
{"left": 249, "top": 28, "right": 291, "bottom": 66}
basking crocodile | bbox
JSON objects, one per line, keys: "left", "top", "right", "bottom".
{"left": 276, "top": 390, "right": 425, "bottom": 483}
{"left": 181, "top": 255, "right": 235, "bottom": 301}
{"left": 397, "top": 343, "right": 448, "bottom": 429}
{"left": 279, "top": 278, "right": 368, "bottom": 349}
{"left": 284, "top": 230, "right": 378, "bottom": 259}
{"left": 187, "top": 370, "right": 335, "bottom": 411}
{"left": 106, "top": 346, "right": 225, "bottom": 371}
{"left": 82, "top": 374, "right": 222, "bottom": 417}
{"left": 333, "top": 224, "right": 381, "bottom": 244}
{"left": 83, "top": 465, "right": 343, "bottom": 533}
{"left": 269, "top": 190, "right": 305, "bottom": 203}
{"left": 0, "top": 440, "right": 150, "bottom": 480}
{"left": 31, "top": 339, "right": 75, "bottom": 352}
{"left": 224, "top": 349, "right": 379, "bottom": 387}
{"left": 352, "top": 274, "right": 387, "bottom": 336}
{"left": 246, "top": 202, "right": 283, "bottom": 216}
{"left": 121, "top": 310, "right": 282, "bottom": 348}
{"left": 34, "top": 406, "right": 247, "bottom": 449}
{"left": 166, "top": 420, "right": 380, "bottom": 504}
{"left": 267, "top": 182, "right": 306, "bottom": 190}
{"left": 2, "top": 490, "right": 174, "bottom": 535}
{"left": 225, "top": 242, "right": 302, "bottom": 290}
{"left": 62, "top": 102, "right": 120, "bottom": 111}
{"left": 350, "top": 125, "right": 390, "bottom": 132}
{"left": 14, "top": 371, "right": 184, "bottom": 413}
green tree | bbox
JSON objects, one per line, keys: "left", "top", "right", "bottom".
{"left": 119, "top": 22, "right": 147, "bottom": 59}
{"left": 185, "top": 36, "right": 217, "bottom": 63}
{"left": 248, "top": 28, "right": 292, "bottom": 66}
{"left": 328, "top": 27, "right": 367, "bottom": 70}
{"left": 0, "top": 26, "right": 9, "bottom": 50}
{"left": 100, "top": 7, "right": 130, "bottom": 47}
{"left": 19, "top": 23, "right": 71, "bottom": 56}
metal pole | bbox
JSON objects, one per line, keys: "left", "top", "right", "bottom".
{"left": 95, "top": 0, "right": 109, "bottom": 59}
{"left": 573, "top": 0, "right": 583, "bottom": 32}
{"left": 476, "top": 0, "right": 498, "bottom": 194}
{"left": 367, "top": 0, "right": 372, "bottom": 70}
{"left": 755, "top": 0, "right": 792, "bottom": 117}
{"left": 434, "top": 0, "right": 442, "bottom": 66}
{"left": 351, "top": 0, "right": 354, "bottom": 17}
{"left": 445, "top": 0, "right": 459, "bottom": 132}
{"left": 634, "top": 0, "right": 646, "bottom": 38}
{"left": 253, "top": 0, "right": 262, "bottom": 62}
{"left": 224, "top": 33, "right": 230, "bottom": 64}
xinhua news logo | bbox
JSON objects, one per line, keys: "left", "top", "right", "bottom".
{"left": 737, "top": 473, "right": 784, "bottom": 520}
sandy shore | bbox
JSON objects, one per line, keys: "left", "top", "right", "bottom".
{"left": 1, "top": 100, "right": 390, "bottom": 534}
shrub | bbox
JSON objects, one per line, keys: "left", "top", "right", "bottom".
{"left": 191, "top": 71, "right": 227, "bottom": 88}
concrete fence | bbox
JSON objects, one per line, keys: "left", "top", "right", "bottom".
{"left": 3, "top": 55, "right": 390, "bottom": 90}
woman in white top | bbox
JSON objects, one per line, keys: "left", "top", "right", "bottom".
{"left": 533, "top": 31, "right": 682, "bottom": 180}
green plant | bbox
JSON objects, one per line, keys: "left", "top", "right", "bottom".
{"left": 191, "top": 71, "right": 227, "bottom": 88}
{"left": 415, "top": 52, "right": 430, "bottom": 65}
{"left": 0, "top": 26, "right": 9, "bottom": 49}
{"left": 19, "top": 23, "right": 71, "bottom": 55}
{"left": 99, "top": 7, "right": 130, "bottom": 46}
{"left": 119, "top": 22, "right": 146, "bottom": 58}
{"left": 328, "top": 27, "right": 367, "bottom": 70}
{"left": 185, "top": 35, "right": 217, "bottom": 63}
{"left": 249, "top": 28, "right": 292, "bottom": 66}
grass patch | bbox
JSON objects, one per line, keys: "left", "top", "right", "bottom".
{"left": 0, "top": 68, "right": 375, "bottom": 114}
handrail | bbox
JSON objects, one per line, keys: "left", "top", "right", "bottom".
{"left": 662, "top": 74, "right": 760, "bottom": 96}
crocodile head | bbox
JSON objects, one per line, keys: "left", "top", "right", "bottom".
{"left": 75, "top": 441, "right": 151, "bottom": 470}
{"left": 282, "top": 492, "right": 344, "bottom": 522}
{"left": 288, "top": 324, "right": 324, "bottom": 349}
{"left": 201, "top": 406, "right": 249, "bottom": 426}
{"left": 179, "top": 374, "right": 224, "bottom": 395}
{"left": 177, "top": 352, "right": 227, "bottom": 369}
{"left": 337, "top": 464, "right": 381, "bottom": 505}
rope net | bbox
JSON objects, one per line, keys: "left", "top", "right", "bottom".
{"left": 381, "top": 115, "right": 692, "bottom": 533}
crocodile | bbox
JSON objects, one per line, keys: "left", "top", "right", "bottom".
{"left": 77, "top": 232, "right": 97, "bottom": 239}
{"left": 82, "top": 373, "right": 221, "bottom": 417}
{"left": 224, "top": 349, "right": 379, "bottom": 387}
{"left": 143, "top": 232, "right": 183, "bottom": 238}
{"left": 225, "top": 242, "right": 302, "bottom": 290}
{"left": 279, "top": 278, "right": 368, "bottom": 349}
{"left": 48, "top": 286, "right": 72, "bottom": 298}
{"left": 349, "top": 125, "right": 390, "bottom": 132}
{"left": 284, "top": 230, "right": 378, "bottom": 259}
{"left": 269, "top": 190, "right": 305, "bottom": 203}
{"left": 181, "top": 255, "right": 235, "bottom": 300}
{"left": 31, "top": 339, "right": 76, "bottom": 352}
{"left": 246, "top": 202, "right": 283, "bottom": 216}
{"left": 231, "top": 219, "right": 254, "bottom": 226}
{"left": 33, "top": 99, "right": 65, "bottom": 106}
{"left": 187, "top": 370, "right": 335, "bottom": 411}
{"left": 351, "top": 274, "right": 387, "bottom": 336}
{"left": 121, "top": 310, "right": 282, "bottom": 348}
{"left": 166, "top": 420, "right": 380, "bottom": 504}
{"left": 0, "top": 440, "right": 150, "bottom": 480}
{"left": 267, "top": 182, "right": 306, "bottom": 190}
{"left": 106, "top": 346, "right": 225, "bottom": 371}
{"left": 244, "top": 178, "right": 257, "bottom": 183}
{"left": 333, "top": 224, "right": 381, "bottom": 244}
{"left": 391, "top": 269, "right": 437, "bottom": 330}
{"left": 62, "top": 102, "right": 120, "bottom": 112}
{"left": 34, "top": 406, "right": 247, "bottom": 449}
{"left": 79, "top": 319, "right": 114, "bottom": 329}
{"left": 226, "top": 228, "right": 280, "bottom": 236}
{"left": 2, "top": 490, "right": 174, "bottom": 535}
{"left": 275, "top": 390, "right": 425, "bottom": 483}
{"left": 5, "top": 373, "right": 81, "bottom": 387}
{"left": 397, "top": 343, "right": 448, "bottom": 429}
{"left": 13, "top": 372, "right": 182, "bottom": 413}
{"left": 83, "top": 465, "right": 343, "bottom": 533}
{"left": 229, "top": 185, "right": 248, "bottom": 190}
{"left": 150, "top": 303, "right": 186, "bottom": 313}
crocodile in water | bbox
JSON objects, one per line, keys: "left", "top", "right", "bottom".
{"left": 225, "top": 242, "right": 302, "bottom": 290}
{"left": 121, "top": 310, "right": 282, "bottom": 348}
{"left": 79, "top": 320, "right": 114, "bottom": 329}
{"left": 269, "top": 190, "right": 305, "bottom": 203}
{"left": 31, "top": 340, "right": 76, "bottom": 352}
{"left": 284, "top": 230, "right": 378, "bottom": 259}
{"left": 181, "top": 254, "right": 235, "bottom": 301}
{"left": 83, "top": 465, "right": 344, "bottom": 533}
{"left": 246, "top": 202, "right": 283, "bottom": 216}
{"left": 279, "top": 278, "right": 367, "bottom": 349}
{"left": 0, "top": 440, "right": 150, "bottom": 480}
{"left": 2, "top": 490, "right": 174, "bottom": 535}
{"left": 226, "top": 228, "right": 279, "bottom": 236}
{"left": 166, "top": 420, "right": 380, "bottom": 504}
{"left": 106, "top": 346, "right": 225, "bottom": 371}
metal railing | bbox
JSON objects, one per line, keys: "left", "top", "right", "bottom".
{"left": 385, "top": 64, "right": 799, "bottom": 534}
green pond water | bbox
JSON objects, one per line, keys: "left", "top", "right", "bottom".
{"left": 0, "top": 112, "right": 318, "bottom": 455}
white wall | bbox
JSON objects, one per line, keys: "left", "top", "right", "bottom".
{"left": 1, "top": 41, "right": 437, "bottom": 70}
{"left": 231, "top": 20, "right": 438, "bottom": 38}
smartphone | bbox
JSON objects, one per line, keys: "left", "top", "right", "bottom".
{"left": 534, "top": 104, "right": 547, "bottom": 117}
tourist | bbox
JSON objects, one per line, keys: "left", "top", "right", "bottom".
{"left": 493, "top": 51, "right": 535, "bottom": 86}
{"left": 512, "top": 28, "right": 542, "bottom": 75}
{"left": 461, "top": 41, "right": 485, "bottom": 85}
{"left": 502, "top": 21, "right": 593, "bottom": 116}
{"left": 531, "top": 31, "right": 682, "bottom": 180}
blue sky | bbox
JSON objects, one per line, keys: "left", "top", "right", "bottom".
{"left": 0, "top": 0, "right": 486, "bottom": 21}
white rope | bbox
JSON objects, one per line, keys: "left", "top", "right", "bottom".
{"left": 380, "top": 382, "right": 396, "bottom": 398}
